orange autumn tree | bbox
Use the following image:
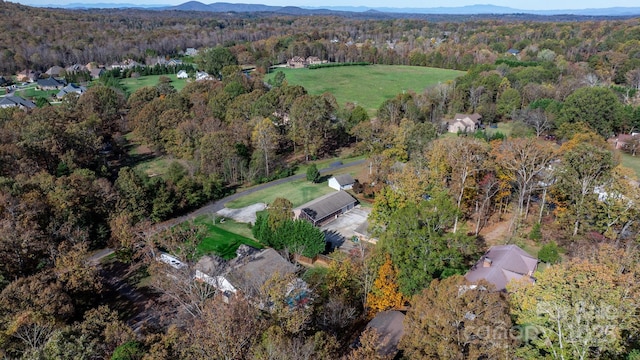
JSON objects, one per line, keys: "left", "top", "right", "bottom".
{"left": 366, "top": 255, "right": 403, "bottom": 316}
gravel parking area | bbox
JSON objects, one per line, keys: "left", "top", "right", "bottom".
{"left": 216, "top": 203, "right": 267, "bottom": 224}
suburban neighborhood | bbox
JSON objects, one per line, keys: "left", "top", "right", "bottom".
{"left": 1, "top": 1, "right": 640, "bottom": 359}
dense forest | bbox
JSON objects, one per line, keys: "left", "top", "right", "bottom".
{"left": 1, "top": 1, "right": 640, "bottom": 79}
{"left": 2, "top": 1, "right": 640, "bottom": 359}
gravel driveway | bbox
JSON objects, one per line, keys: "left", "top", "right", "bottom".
{"left": 216, "top": 203, "right": 266, "bottom": 224}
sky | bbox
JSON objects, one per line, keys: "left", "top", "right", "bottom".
{"left": 10, "top": 0, "right": 640, "bottom": 10}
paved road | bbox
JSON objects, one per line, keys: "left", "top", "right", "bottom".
{"left": 147, "top": 159, "right": 366, "bottom": 234}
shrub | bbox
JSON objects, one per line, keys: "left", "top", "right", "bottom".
{"left": 306, "top": 164, "right": 321, "bottom": 183}
{"left": 111, "top": 341, "right": 144, "bottom": 360}
{"left": 538, "top": 241, "right": 560, "bottom": 264}
{"left": 529, "top": 222, "right": 542, "bottom": 242}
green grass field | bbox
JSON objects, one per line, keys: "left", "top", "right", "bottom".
{"left": 14, "top": 86, "right": 58, "bottom": 99}
{"left": 266, "top": 65, "right": 463, "bottom": 114}
{"left": 485, "top": 121, "right": 515, "bottom": 137}
{"left": 294, "top": 154, "right": 365, "bottom": 176}
{"left": 134, "top": 157, "right": 173, "bottom": 177}
{"left": 620, "top": 153, "right": 640, "bottom": 178}
{"left": 227, "top": 178, "right": 338, "bottom": 209}
{"left": 121, "top": 74, "right": 189, "bottom": 94}
{"left": 193, "top": 216, "right": 262, "bottom": 259}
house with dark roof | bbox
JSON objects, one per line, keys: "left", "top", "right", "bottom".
{"left": 294, "top": 190, "right": 358, "bottom": 226}
{"left": 465, "top": 244, "right": 537, "bottom": 291}
{"left": 328, "top": 174, "right": 355, "bottom": 191}
{"left": 37, "top": 77, "right": 66, "bottom": 90}
{"left": 507, "top": 48, "right": 520, "bottom": 56}
{"left": 66, "top": 64, "right": 86, "bottom": 73}
{"left": 167, "top": 59, "right": 183, "bottom": 67}
{"left": 56, "top": 83, "right": 87, "bottom": 99}
{"left": 0, "top": 95, "right": 37, "bottom": 110}
{"left": 445, "top": 113, "right": 482, "bottom": 133}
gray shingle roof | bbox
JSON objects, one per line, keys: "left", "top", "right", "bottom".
{"left": 332, "top": 174, "right": 355, "bottom": 186}
{"left": 297, "top": 190, "right": 357, "bottom": 222}
{"left": 465, "top": 244, "right": 537, "bottom": 291}
{"left": 57, "top": 83, "right": 87, "bottom": 98}
{"left": 226, "top": 247, "right": 296, "bottom": 296}
{"left": 366, "top": 310, "right": 405, "bottom": 356}
{"left": 36, "top": 77, "right": 65, "bottom": 88}
{"left": 454, "top": 113, "right": 482, "bottom": 123}
{"left": 0, "top": 95, "right": 36, "bottom": 109}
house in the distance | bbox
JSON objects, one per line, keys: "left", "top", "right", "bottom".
{"left": 608, "top": 133, "right": 640, "bottom": 150}
{"left": 507, "top": 48, "right": 520, "bottom": 56}
{"left": 0, "top": 95, "right": 37, "bottom": 110}
{"left": 45, "top": 66, "right": 65, "bottom": 78}
{"left": 176, "top": 70, "right": 189, "bottom": 79}
{"left": 37, "top": 77, "right": 66, "bottom": 90}
{"left": 295, "top": 190, "right": 358, "bottom": 226}
{"left": 66, "top": 64, "right": 86, "bottom": 73}
{"left": 287, "top": 56, "right": 324, "bottom": 68}
{"left": 465, "top": 244, "right": 538, "bottom": 291}
{"left": 89, "top": 68, "right": 105, "bottom": 80}
{"left": 287, "top": 56, "right": 306, "bottom": 68}
{"left": 306, "top": 56, "right": 322, "bottom": 65}
{"left": 185, "top": 47, "right": 199, "bottom": 56}
{"left": 445, "top": 113, "right": 482, "bottom": 133}
{"left": 16, "top": 70, "right": 40, "bottom": 83}
{"left": 56, "top": 83, "right": 87, "bottom": 99}
{"left": 167, "top": 58, "right": 183, "bottom": 67}
{"left": 328, "top": 174, "right": 355, "bottom": 191}
{"left": 196, "top": 71, "right": 213, "bottom": 81}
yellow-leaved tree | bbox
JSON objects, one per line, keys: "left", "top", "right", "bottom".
{"left": 366, "top": 255, "right": 403, "bottom": 316}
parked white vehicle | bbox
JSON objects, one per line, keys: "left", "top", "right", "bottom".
{"left": 158, "top": 253, "right": 186, "bottom": 269}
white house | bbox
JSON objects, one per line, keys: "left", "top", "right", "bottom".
{"left": 328, "top": 174, "right": 355, "bottom": 191}
{"left": 196, "top": 71, "right": 212, "bottom": 81}
{"left": 177, "top": 70, "right": 189, "bottom": 79}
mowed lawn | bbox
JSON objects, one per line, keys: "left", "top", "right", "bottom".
{"left": 226, "top": 178, "right": 337, "bottom": 209}
{"left": 266, "top": 65, "right": 464, "bottom": 114}
{"left": 620, "top": 153, "right": 640, "bottom": 178}
{"left": 121, "top": 74, "right": 189, "bottom": 93}
{"left": 193, "top": 216, "right": 262, "bottom": 259}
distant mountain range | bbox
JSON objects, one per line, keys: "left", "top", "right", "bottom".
{"left": 49, "top": 2, "right": 640, "bottom": 16}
